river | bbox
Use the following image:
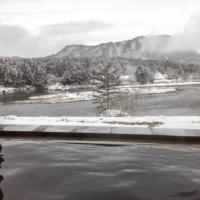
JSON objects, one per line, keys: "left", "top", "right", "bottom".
{"left": 0, "top": 140, "right": 200, "bottom": 200}
{"left": 0, "top": 85, "right": 200, "bottom": 116}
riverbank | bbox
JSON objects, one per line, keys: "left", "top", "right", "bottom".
{"left": 1, "top": 85, "right": 200, "bottom": 117}
{"left": 0, "top": 85, "right": 34, "bottom": 94}
{"left": 12, "top": 87, "right": 177, "bottom": 104}
{"left": 1, "top": 81, "right": 200, "bottom": 94}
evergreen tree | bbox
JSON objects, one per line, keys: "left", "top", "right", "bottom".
{"left": 135, "top": 66, "right": 149, "bottom": 84}
{"left": 91, "top": 58, "right": 120, "bottom": 111}
{"left": 32, "top": 64, "right": 47, "bottom": 87}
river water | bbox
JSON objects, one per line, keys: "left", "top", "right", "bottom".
{"left": 0, "top": 85, "right": 200, "bottom": 116}
{"left": 0, "top": 140, "right": 200, "bottom": 200}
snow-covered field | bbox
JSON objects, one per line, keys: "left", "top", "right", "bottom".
{"left": 1, "top": 115, "right": 200, "bottom": 129}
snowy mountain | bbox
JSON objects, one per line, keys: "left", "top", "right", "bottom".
{"left": 55, "top": 35, "right": 200, "bottom": 63}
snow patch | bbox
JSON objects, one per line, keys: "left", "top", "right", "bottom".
{"left": 118, "top": 87, "right": 176, "bottom": 94}
{"left": 154, "top": 72, "right": 167, "bottom": 80}
{"left": 1, "top": 116, "right": 200, "bottom": 129}
{"left": 118, "top": 81, "right": 200, "bottom": 88}
{"left": 100, "top": 110, "right": 129, "bottom": 117}
{"left": 13, "top": 86, "right": 177, "bottom": 104}
{"left": 14, "top": 91, "right": 94, "bottom": 104}
{"left": 120, "top": 75, "right": 130, "bottom": 80}
{"left": 0, "top": 86, "right": 16, "bottom": 93}
{"left": 0, "top": 85, "right": 34, "bottom": 94}
{"left": 48, "top": 83, "right": 70, "bottom": 91}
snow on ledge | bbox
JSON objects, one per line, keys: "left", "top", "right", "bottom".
{"left": 1, "top": 116, "right": 200, "bottom": 129}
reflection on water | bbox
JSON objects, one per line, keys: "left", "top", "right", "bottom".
{"left": 0, "top": 144, "right": 4, "bottom": 200}
{"left": 1, "top": 141, "right": 200, "bottom": 200}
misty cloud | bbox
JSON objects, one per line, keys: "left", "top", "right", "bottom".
{"left": 166, "top": 13, "right": 200, "bottom": 52}
{"left": 0, "top": 21, "right": 114, "bottom": 57}
{"left": 41, "top": 21, "right": 113, "bottom": 36}
{"left": 0, "top": 25, "right": 28, "bottom": 46}
{"left": 137, "top": 13, "right": 200, "bottom": 54}
{"left": 0, "top": 9, "right": 200, "bottom": 57}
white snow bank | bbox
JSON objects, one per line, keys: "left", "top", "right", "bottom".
{"left": 120, "top": 75, "right": 130, "bottom": 80}
{"left": 118, "top": 87, "right": 177, "bottom": 94}
{"left": 117, "top": 81, "right": 200, "bottom": 88}
{"left": 47, "top": 83, "right": 94, "bottom": 91}
{"left": 29, "top": 91, "right": 94, "bottom": 100}
{"left": 1, "top": 116, "right": 200, "bottom": 129}
{"left": 14, "top": 91, "right": 94, "bottom": 104}
{"left": 14, "top": 86, "right": 177, "bottom": 104}
{"left": 48, "top": 83, "right": 69, "bottom": 91}
{"left": 154, "top": 72, "right": 167, "bottom": 80}
{"left": 0, "top": 85, "right": 34, "bottom": 94}
{"left": 0, "top": 86, "right": 16, "bottom": 93}
{"left": 13, "top": 86, "right": 177, "bottom": 104}
{"left": 100, "top": 110, "right": 129, "bottom": 117}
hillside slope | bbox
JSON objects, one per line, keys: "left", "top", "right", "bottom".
{"left": 55, "top": 35, "right": 200, "bottom": 63}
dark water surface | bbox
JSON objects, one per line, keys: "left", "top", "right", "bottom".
{"left": 0, "top": 87, "right": 49, "bottom": 104}
{"left": 1, "top": 140, "right": 200, "bottom": 200}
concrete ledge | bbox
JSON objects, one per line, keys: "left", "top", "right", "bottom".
{"left": 111, "top": 127, "right": 152, "bottom": 135}
{"left": 1, "top": 124, "right": 200, "bottom": 143}
{"left": 3, "top": 125, "right": 40, "bottom": 132}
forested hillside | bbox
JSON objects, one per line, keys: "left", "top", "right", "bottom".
{"left": 55, "top": 35, "right": 200, "bottom": 64}
{"left": 0, "top": 56, "right": 199, "bottom": 87}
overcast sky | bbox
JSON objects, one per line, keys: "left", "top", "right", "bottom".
{"left": 0, "top": 0, "right": 200, "bottom": 57}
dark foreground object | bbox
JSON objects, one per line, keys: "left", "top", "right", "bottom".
{"left": 0, "top": 145, "right": 4, "bottom": 200}
{"left": 1, "top": 140, "right": 200, "bottom": 200}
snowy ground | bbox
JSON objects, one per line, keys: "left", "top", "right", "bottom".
{"left": 14, "top": 91, "right": 94, "bottom": 104}
{"left": 0, "top": 86, "right": 16, "bottom": 93}
{"left": 13, "top": 87, "right": 177, "bottom": 104}
{"left": 117, "top": 81, "right": 200, "bottom": 89}
{"left": 1, "top": 81, "right": 200, "bottom": 94}
{"left": 47, "top": 83, "right": 95, "bottom": 91}
{"left": 1, "top": 115, "right": 200, "bottom": 129}
{"left": 0, "top": 85, "right": 34, "bottom": 93}
{"left": 118, "top": 87, "right": 177, "bottom": 94}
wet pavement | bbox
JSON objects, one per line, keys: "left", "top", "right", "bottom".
{"left": 0, "top": 140, "right": 200, "bottom": 200}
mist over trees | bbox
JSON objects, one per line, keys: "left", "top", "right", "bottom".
{"left": 0, "top": 56, "right": 199, "bottom": 88}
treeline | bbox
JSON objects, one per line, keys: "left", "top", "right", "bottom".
{"left": 134, "top": 59, "right": 200, "bottom": 84}
{"left": 0, "top": 56, "right": 199, "bottom": 87}
{"left": 0, "top": 57, "right": 93, "bottom": 87}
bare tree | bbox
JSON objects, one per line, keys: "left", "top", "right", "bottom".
{"left": 111, "top": 90, "right": 140, "bottom": 116}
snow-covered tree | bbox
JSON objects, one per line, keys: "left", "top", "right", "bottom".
{"left": 21, "top": 63, "right": 32, "bottom": 85}
{"left": 32, "top": 64, "right": 47, "bottom": 87}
